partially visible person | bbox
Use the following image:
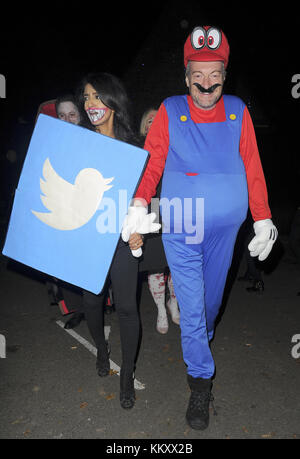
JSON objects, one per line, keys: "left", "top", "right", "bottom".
{"left": 140, "top": 108, "right": 157, "bottom": 138}
{"left": 36, "top": 95, "right": 115, "bottom": 324}
{"left": 238, "top": 213, "right": 264, "bottom": 294}
{"left": 36, "top": 96, "right": 82, "bottom": 319}
{"left": 35, "top": 97, "right": 76, "bottom": 317}
{"left": 139, "top": 108, "right": 180, "bottom": 334}
{"left": 55, "top": 94, "right": 81, "bottom": 124}
{"left": 47, "top": 95, "right": 84, "bottom": 317}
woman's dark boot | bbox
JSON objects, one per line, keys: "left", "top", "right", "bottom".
{"left": 186, "top": 375, "right": 213, "bottom": 430}
{"left": 120, "top": 368, "right": 135, "bottom": 409}
{"left": 96, "top": 341, "right": 110, "bottom": 377}
{"left": 246, "top": 279, "right": 264, "bottom": 294}
{"left": 64, "top": 312, "right": 85, "bottom": 329}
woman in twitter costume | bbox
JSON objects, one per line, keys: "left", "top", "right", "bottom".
{"left": 76, "top": 73, "right": 149, "bottom": 410}
{"left": 123, "top": 26, "right": 278, "bottom": 429}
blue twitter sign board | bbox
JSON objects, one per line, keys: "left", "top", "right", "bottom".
{"left": 3, "top": 114, "right": 149, "bottom": 294}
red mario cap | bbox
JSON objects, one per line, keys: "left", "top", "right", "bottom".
{"left": 184, "top": 26, "right": 230, "bottom": 69}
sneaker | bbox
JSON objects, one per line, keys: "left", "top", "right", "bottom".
{"left": 156, "top": 312, "right": 168, "bottom": 334}
{"left": 166, "top": 299, "right": 180, "bottom": 325}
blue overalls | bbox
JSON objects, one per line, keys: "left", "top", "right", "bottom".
{"left": 160, "top": 95, "right": 248, "bottom": 379}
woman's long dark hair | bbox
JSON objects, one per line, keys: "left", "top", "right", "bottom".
{"left": 76, "top": 73, "right": 140, "bottom": 146}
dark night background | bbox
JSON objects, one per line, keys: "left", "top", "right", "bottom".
{"left": 1, "top": 1, "right": 300, "bottom": 238}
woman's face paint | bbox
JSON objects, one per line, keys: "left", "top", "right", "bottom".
{"left": 83, "top": 83, "right": 112, "bottom": 126}
{"left": 86, "top": 107, "right": 109, "bottom": 124}
{"left": 193, "top": 82, "right": 221, "bottom": 94}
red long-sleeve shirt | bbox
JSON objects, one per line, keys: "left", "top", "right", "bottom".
{"left": 135, "top": 95, "right": 271, "bottom": 222}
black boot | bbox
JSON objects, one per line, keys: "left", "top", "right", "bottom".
{"left": 64, "top": 312, "right": 85, "bottom": 329}
{"left": 96, "top": 341, "right": 110, "bottom": 377}
{"left": 186, "top": 375, "right": 212, "bottom": 430}
{"left": 246, "top": 279, "right": 264, "bottom": 294}
{"left": 120, "top": 368, "right": 135, "bottom": 410}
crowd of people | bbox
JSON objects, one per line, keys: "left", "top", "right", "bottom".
{"left": 5, "top": 24, "right": 281, "bottom": 431}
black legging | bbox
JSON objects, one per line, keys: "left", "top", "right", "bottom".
{"left": 83, "top": 238, "right": 140, "bottom": 371}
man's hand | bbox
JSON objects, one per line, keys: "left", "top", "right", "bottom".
{"left": 121, "top": 205, "right": 161, "bottom": 257}
{"left": 248, "top": 219, "right": 278, "bottom": 261}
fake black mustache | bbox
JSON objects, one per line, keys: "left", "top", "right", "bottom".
{"left": 193, "top": 83, "right": 221, "bottom": 93}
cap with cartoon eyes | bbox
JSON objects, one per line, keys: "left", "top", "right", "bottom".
{"left": 184, "top": 26, "right": 230, "bottom": 69}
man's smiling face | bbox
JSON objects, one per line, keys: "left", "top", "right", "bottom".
{"left": 185, "top": 60, "right": 225, "bottom": 110}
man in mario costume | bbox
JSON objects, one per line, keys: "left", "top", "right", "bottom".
{"left": 122, "top": 25, "right": 278, "bottom": 430}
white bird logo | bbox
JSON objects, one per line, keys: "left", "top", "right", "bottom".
{"left": 32, "top": 158, "right": 114, "bottom": 230}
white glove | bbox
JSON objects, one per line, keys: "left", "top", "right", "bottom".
{"left": 248, "top": 219, "right": 278, "bottom": 261}
{"left": 121, "top": 206, "right": 161, "bottom": 257}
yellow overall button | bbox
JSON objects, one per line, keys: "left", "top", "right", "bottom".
{"left": 229, "top": 114, "right": 236, "bottom": 120}
{"left": 180, "top": 115, "right": 187, "bottom": 122}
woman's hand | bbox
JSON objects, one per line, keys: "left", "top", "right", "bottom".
{"left": 128, "top": 232, "right": 144, "bottom": 252}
